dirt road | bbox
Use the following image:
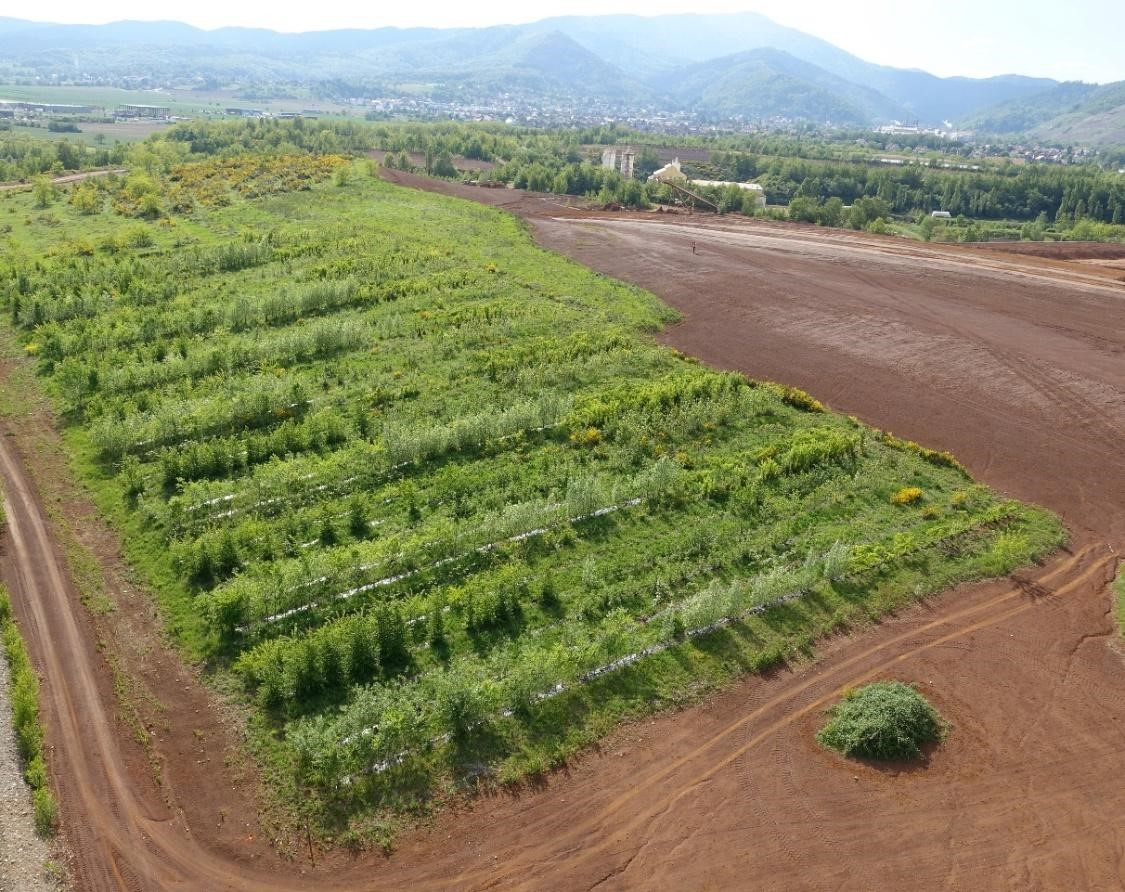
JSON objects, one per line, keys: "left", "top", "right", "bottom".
{"left": 0, "top": 169, "right": 126, "bottom": 193}
{"left": 1, "top": 172, "right": 1123, "bottom": 890}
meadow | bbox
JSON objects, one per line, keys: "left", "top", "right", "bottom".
{"left": 0, "top": 142, "right": 1063, "bottom": 841}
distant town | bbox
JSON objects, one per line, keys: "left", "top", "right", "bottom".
{"left": 0, "top": 89, "right": 1112, "bottom": 168}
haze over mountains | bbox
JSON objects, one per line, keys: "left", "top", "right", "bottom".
{"left": 1, "top": 12, "right": 1122, "bottom": 140}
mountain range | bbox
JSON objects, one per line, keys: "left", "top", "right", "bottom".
{"left": 1, "top": 13, "right": 1121, "bottom": 141}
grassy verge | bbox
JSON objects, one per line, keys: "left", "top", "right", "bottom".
{"left": 1115, "top": 565, "right": 1125, "bottom": 638}
{"left": 0, "top": 571, "right": 59, "bottom": 837}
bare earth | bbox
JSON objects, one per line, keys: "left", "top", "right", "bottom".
{"left": 0, "top": 171, "right": 1123, "bottom": 890}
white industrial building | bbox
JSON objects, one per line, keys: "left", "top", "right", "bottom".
{"left": 601, "top": 146, "right": 636, "bottom": 179}
{"left": 648, "top": 159, "right": 766, "bottom": 208}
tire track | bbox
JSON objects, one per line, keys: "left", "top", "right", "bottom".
{"left": 446, "top": 547, "right": 1112, "bottom": 890}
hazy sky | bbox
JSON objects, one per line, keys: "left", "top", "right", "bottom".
{"left": 20, "top": 0, "right": 1125, "bottom": 84}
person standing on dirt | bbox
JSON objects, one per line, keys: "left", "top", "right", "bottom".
{"left": 691, "top": 241, "right": 697, "bottom": 254}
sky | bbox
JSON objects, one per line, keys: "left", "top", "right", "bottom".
{"left": 16, "top": 0, "right": 1125, "bottom": 84}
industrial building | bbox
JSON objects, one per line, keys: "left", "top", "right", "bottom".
{"left": 601, "top": 146, "right": 636, "bottom": 179}
{"left": 648, "top": 159, "right": 766, "bottom": 208}
{"left": 115, "top": 104, "right": 171, "bottom": 120}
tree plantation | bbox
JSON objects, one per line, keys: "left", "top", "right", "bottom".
{"left": 0, "top": 130, "right": 1063, "bottom": 842}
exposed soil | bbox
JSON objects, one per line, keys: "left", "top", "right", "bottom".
{"left": 366, "top": 150, "right": 496, "bottom": 173}
{"left": 0, "top": 170, "right": 1123, "bottom": 890}
{"left": 966, "top": 240, "right": 1125, "bottom": 260}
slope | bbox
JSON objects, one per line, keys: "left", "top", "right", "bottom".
{"left": 657, "top": 47, "right": 909, "bottom": 124}
{"left": 967, "top": 80, "right": 1125, "bottom": 145}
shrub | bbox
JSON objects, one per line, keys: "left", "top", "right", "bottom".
{"left": 33, "top": 787, "right": 58, "bottom": 836}
{"left": 765, "top": 382, "right": 824, "bottom": 413}
{"left": 817, "top": 681, "right": 945, "bottom": 761}
{"left": 891, "top": 486, "right": 924, "bottom": 505}
{"left": 877, "top": 431, "right": 966, "bottom": 475}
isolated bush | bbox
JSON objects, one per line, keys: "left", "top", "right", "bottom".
{"left": 817, "top": 681, "right": 945, "bottom": 761}
{"left": 69, "top": 182, "right": 102, "bottom": 215}
{"left": 891, "top": 486, "right": 924, "bottom": 505}
{"left": 32, "top": 176, "right": 56, "bottom": 209}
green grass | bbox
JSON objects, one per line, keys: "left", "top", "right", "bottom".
{"left": 1115, "top": 565, "right": 1125, "bottom": 638}
{"left": 817, "top": 681, "right": 946, "bottom": 761}
{"left": 2, "top": 120, "right": 174, "bottom": 146}
{"left": 0, "top": 154, "right": 1066, "bottom": 844}
{"left": 0, "top": 577, "right": 59, "bottom": 837}
{"left": 0, "top": 83, "right": 362, "bottom": 118}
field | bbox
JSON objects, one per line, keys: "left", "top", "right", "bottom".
{"left": 0, "top": 84, "right": 353, "bottom": 117}
{"left": 0, "top": 84, "right": 363, "bottom": 150}
{"left": 0, "top": 144, "right": 1070, "bottom": 870}
{"left": 4, "top": 120, "right": 175, "bottom": 146}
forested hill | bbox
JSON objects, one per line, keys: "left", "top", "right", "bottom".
{"left": 965, "top": 81, "right": 1125, "bottom": 146}
{"left": 0, "top": 13, "right": 1100, "bottom": 131}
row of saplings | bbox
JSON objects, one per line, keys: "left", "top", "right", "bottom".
{"left": 818, "top": 681, "right": 946, "bottom": 762}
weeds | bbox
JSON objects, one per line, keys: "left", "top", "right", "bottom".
{"left": 0, "top": 580, "right": 59, "bottom": 836}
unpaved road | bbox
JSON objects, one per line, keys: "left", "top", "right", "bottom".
{"left": 0, "top": 170, "right": 126, "bottom": 193}
{"left": 0, "top": 171, "right": 1123, "bottom": 890}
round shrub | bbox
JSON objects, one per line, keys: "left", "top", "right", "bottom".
{"left": 817, "top": 681, "right": 945, "bottom": 761}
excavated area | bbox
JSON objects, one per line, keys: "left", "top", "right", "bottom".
{"left": 0, "top": 170, "right": 1121, "bottom": 890}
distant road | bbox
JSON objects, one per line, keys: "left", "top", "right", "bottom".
{"left": 0, "top": 168, "right": 126, "bottom": 192}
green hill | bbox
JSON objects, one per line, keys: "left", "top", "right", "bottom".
{"left": 658, "top": 48, "right": 909, "bottom": 124}
{"left": 0, "top": 13, "right": 1092, "bottom": 128}
{"left": 966, "top": 81, "right": 1125, "bottom": 145}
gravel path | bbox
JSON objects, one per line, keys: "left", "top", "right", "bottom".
{"left": 0, "top": 646, "right": 63, "bottom": 892}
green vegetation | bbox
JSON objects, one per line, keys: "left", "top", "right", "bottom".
{"left": 1114, "top": 566, "right": 1125, "bottom": 638}
{"left": 817, "top": 681, "right": 946, "bottom": 761}
{"left": 0, "top": 574, "right": 59, "bottom": 836}
{"left": 1, "top": 132, "right": 125, "bottom": 181}
{"left": 0, "top": 122, "right": 1064, "bottom": 842}
{"left": 367, "top": 121, "right": 1125, "bottom": 237}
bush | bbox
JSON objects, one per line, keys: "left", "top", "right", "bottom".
{"left": 817, "top": 681, "right": 945, "bottom": 761}
{"left": 891, "top": 486, "right": 924, "bottom": 505}
{"left": 33, "top": 787, "right": 58, "bottom": 836}
{"left": 766, "top": 383, "right": 824, "bottom": 413}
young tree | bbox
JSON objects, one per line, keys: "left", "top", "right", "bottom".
{"left": 70, "top": 182, "right": 102, "bottom": 215}
{"left": 32, "top": 176, "right": 55, "bottom": 209}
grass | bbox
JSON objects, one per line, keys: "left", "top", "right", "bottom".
{"left": 817, "top": 681, "right": 946, "bottom": 761}
{"left": 0, "top": 150, "right": 1066, "bottom": 844}
{"left": 1115, "top": 565, "right": 1125, "bottom": 639}
{"left": 0, "top": 576, "right": 59, "bottom": 837}
{"left": 2, "top": 120, "right": 175, "bottom": 146}
{"left": 0, "top": 83, "right": 362, "bottom": 120}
